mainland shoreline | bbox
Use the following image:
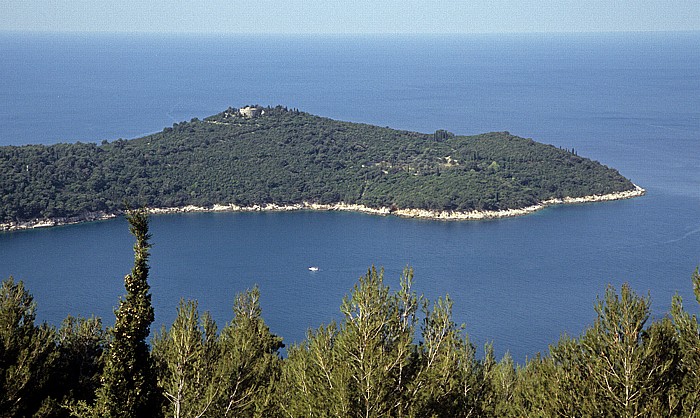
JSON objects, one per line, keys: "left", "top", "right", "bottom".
{"left": 0, "top": 185, "right": 645, "bottom": 232}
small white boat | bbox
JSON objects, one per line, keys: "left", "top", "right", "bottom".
{"left": 308, "top": 266, "right": 319, "bottom": 272}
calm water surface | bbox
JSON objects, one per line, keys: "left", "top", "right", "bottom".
{"left": 0, "top": 32, "right": 698, "bottom": 361}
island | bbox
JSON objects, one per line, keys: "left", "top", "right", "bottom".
{"left": 0, "top": 105, "right": 644, "bottom": 231}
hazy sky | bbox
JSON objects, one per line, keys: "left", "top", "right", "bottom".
{"left": 2, "top": 0, "right": 699, "bottom": 34}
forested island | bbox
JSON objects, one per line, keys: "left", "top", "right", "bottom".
{"left": 0, "top": 106, "right": 642, "bottom": 230}
{"left": 2, "top": 211, "right": 699, "bottom": 417}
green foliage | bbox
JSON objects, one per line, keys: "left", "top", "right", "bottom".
{"left": 280, "top": 267, "right": 422, "bottom": 417}
{"left": 213, "top": 286, "right": 284, "bottom": 418}
{"left": 507, "top": 354, "right": 559, "bottom": 417}
{"left": 511, "top": 284, "right": 684, "bottom": 418}
{"left": 0, "top": 277, "right": 58, "bottom": 418}
{"left": 335, "top": 267, "right": 419, "bottom": 417}
{"left": 0, "top": 282, "right": 107, "bottom": 418}
{"left": 279, "top": 323, "right": 348, "bottom": 417}
{"left": 140, "top": 288, "right": 285, "bottom": 418}
{"left": 579, "top": 284, "right": 678, "bottom": 417}
{"left": 279, "top": 267, "right": 498, "bottom": 418}
{"left": 54, "top": 315, "right": 107, "bottom": 417}
{"left": 95, "top": 209, "right": 161, "bottom": 418}
{"left": 152, "top": 299, "right": 219, "bottom": 418}
{"left": 410, "top": 296, "right": 494, "bottom": 417}
{"left": 671, "top": 268, "right": 700, "bottom": 416}
{"left": 0, "top": 107, "right": 636, "bottom": 223}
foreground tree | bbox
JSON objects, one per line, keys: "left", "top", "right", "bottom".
{"left": 279, "top": 267, "right": 417, "bottom": 418}
{"left": 152, "top": 299, "right": 219, "bottom": 418}
{"left": 580, "top": 284, "right": 679, "bottom": 417}
{"left": 0, "top": 277, "right": 58, "bottom": 417}
{"left": 154, "top": 288, "right": 282, "bottom": 418}
{"left": 279, "top": 322, "right": 348, "bottom": 417}
{"left": 214, "top": 286, "right": 284, "bottom": 417}
{"left": 408, "top": 296, "right": 496, "bottom": 417}
{"left": 55, "top": 315, "right": 107, "bottom": 416}
{"left": 279, "top": 267, "right": 498, "bottom": 418}
{"left": 334, "top": 267, "right": 419, "bottom": 417}
{"left": 511, "top": 283, "right": 682, "bottom": 417}
{"left": 671, "top": 268, "right": 700, "bottom": 416}
{"left": 95, "top": 209, "right": 161, "bottom": 417}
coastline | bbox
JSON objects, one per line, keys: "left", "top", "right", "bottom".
{"left": 0, "top": 185, "right": 645, "bottom": 232}
{"left": 0, "top": 211, "right": 119, "bottom": 232}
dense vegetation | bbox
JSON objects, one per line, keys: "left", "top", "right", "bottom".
{"left": 2, "top": 212, "right": 699, "bottom": 417}
{"left": 0, "top": 106, "right": 635, "bottom": 223}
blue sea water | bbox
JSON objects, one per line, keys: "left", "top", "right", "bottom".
{"left": 0, "top": 32, "right": 699, "bottom": 361}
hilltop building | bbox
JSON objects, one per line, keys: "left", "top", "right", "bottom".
{"left": 239, "top": 105, "right": 264, "bottom": 118}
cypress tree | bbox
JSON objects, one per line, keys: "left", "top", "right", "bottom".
{"left": 96, "top": 209, "right": 160, "bottom": 417}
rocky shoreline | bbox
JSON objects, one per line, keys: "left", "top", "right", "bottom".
{"left": 0, "top": 185, "right": 645, "bottom": 232}
{"left": 0, "top": 211, "right": 119, "bottom": 232}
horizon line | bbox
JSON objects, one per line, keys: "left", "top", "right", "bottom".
{"left": 2, "top": 29, "right": 699, "bottom": 36}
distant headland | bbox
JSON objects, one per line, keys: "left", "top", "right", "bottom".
{"left": 0, "top": 105, "right": 644, "bottom": 231}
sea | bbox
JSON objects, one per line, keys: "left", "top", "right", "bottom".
{"left": 0, "top": 32, "right": 698, "bottom": 362}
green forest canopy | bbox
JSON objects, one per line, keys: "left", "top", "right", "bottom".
{"left": 0, "top": 105, "right": 636, "bottom": 223}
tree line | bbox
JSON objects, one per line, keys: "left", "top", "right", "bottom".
{"left": 0, "top": 106, "right": 635, "bottom": 224}
{"left": 3, "top": 211, "right": 697, "bottom": 417}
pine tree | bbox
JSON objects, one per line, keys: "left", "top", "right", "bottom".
{"left": 491, "top": 351, "right": 518, "bottom": 416}
{"left": 152, "top": 299, "right": 219, "bottom": 418}
{"left": 214, "top": 286, "right": 283, "bottom": 417}
{"left": 96, "top": 209, "right": 161, "bottom": 417}
{"left": 0, "top": 277, "right": 58, "bottom": 417}
{"left": 279, "top": 323, "right": 351, "bottom": 417}
{"left": 334, "top": 266, "right": 420, "bottom": 418}
{"left": 55, "top": 315, "right": 107, "bottom": 414}
{"left": 409, "top": 295, "right": 490, "bottom": 417}
{"left": 671, "top": 268, "right": 700, "bottom": 416}
{"left": 507, "top": 353, "right": 560, "bottom": 418}
{"left": 574, "top": 284, "right": 679, "bottom": 417}
{"left": 278, "top": 267, "right": 497, "bottom": 418}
